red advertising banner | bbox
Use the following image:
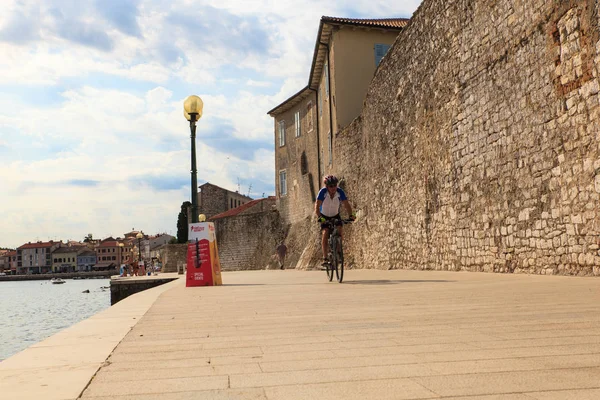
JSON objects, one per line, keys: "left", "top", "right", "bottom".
{"left": 186, "top": 222, "right": 222, "bottom": 287}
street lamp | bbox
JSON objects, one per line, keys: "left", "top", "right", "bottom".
{"left": 184, "top": 95, "right": 203, "bottom": 224}
{"left": 118, "top": 243, "right": 124, "bottom": 263}
{"left": 136, "top": 232, "right": 143, "bottom": 262}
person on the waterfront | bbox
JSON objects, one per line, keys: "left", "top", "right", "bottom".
{"left": 276, "top": 242, "right": 287, "bottom": 270}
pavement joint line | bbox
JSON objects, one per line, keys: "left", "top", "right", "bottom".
{"left": 106, "top": 345, "right": 600, "bottom": 367}
{"left": 113, "top": 339, "right": 600, "bottom": 355}
{"left": 97, "top": 361, "right": 600, "bottom": 382}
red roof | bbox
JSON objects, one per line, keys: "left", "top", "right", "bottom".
{"left": 321, "top": 16, "right": 410, "bottom": 29}
{"left": 17, "top": 241, "right": 58, "bottom": 250}
{"left": 209, "top": 197, "right": 273, "bottom": 220}
{"left": 97, "top": 241, "right": 119, "bottom": 248}
{"left": 5, "top": 250, "right": 16, "bottom": 256}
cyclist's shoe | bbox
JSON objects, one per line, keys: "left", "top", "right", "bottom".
{"left": 349, "top": 212, "right": 357, "bottom": 221}
{"left": 318, "top": 217, "right": 326, "bottom": 223}
{"left": 321, "top": 259, "right": 330, "bottom": 270}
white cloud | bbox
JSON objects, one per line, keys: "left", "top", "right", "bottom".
{"left": 246, "top": 80, "right": 272, "bottom": 87}
{"left": 0, "top": 0, "right": 423, "bottom": 248}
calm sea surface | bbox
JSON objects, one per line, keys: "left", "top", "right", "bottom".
{"left": 0, "top": 279, "right": 111, "bottom": 361}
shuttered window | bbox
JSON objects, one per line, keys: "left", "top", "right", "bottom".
{"left": 375, "top": 43, "right": 391, "bottom": 66}
{"left": 295, "top": 111, "right": 301, "bottom": 137}
{"left": 279, "top": 170, "right": 287, "bottom": 196}
{"left": 278, "top": 120, "right": 285, "bottom": 147}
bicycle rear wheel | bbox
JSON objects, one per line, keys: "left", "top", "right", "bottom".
{"left": 334, "top": 236, "right": 344, "bottom": 283}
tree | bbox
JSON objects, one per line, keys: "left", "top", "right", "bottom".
{"left": 177, "top": 201, "right": 191, "bottom": 243}
{"left": 83, "top": 233, "right": 93, "bottom": 243}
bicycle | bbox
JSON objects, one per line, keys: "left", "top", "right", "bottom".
{"left": 322, "top": 218, "right": 353, "bottom": 283}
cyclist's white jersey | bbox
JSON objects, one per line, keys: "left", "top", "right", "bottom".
{"left": 317, "top": 187, "right": 348, "bottom": 217}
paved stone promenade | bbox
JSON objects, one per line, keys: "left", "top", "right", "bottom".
{"left": 81, "top": 269, "right": 600, "bottom": 400}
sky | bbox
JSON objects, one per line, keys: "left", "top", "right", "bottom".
{"left": 0, "top": 0, "right": 422, "bottom": 248}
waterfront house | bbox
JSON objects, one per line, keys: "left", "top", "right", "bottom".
{"left": 268, "top": 16, "right": 408, "bottom": 225}
{"left": 17, "top": 241, "right": 62, "bottom": 274}
{"left": 94, "top": 237, "right": 133, "bottom": 270}
{"left": 51, "top": 246, "right": 84, "bottom": 273}
{"left": 6, "top": 250, "right": 17, "bottom": 274}
{"left": 0, "top": 249, "right": 9, "bottom": 273}
{"left": 77, "top": 250, "right": 97, "bottom": 272}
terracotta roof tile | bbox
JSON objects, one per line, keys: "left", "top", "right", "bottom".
{"left": 209, "top": 197, "right": 273, "bottom": 220}
{"left": 17, "top": 241, "right": 58, "bottom": 250}
{"left": 97, "top": 241, "right": 119, "bottom": 247}
{"left": 321, "top": 16, "right": 410, "bottom": 28}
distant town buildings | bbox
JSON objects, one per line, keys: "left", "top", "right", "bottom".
{"left": 0, "top": 231, "right": 175, "bottom": 275}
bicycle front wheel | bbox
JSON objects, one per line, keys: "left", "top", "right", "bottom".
{"left": 326, "top": 257, "right": 334, "bottom": 281}
{"left": 328, "top": 238, "right": 336, "bottom": 282}
{"left": 335, "top": 236, "right": 344, "bottom": 283}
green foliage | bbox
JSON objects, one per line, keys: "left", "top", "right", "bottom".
{"left": 83, "top": 233, "right": 93, "bottom": 243}
{"left": 177, "top": 201, "right": 191, "bottom": 244}
{"left": 168, "top": 237, "right": 178, "bottom": 245}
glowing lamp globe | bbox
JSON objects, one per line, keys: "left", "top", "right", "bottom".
{"left": 183, "top": 95, "right": 203, "bottom": 121}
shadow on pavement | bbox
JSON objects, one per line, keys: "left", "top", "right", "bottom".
{"left": 343, "top": 279, "right": 453, "bottom": 285}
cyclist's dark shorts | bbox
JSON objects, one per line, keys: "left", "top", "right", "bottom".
{"left": 321, "top": 214, "right": 341, "bottom": 230}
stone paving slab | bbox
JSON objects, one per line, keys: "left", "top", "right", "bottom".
{"left": 78, "top": 269, "right": 600, "bottom": 399}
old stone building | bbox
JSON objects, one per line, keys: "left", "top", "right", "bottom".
{"left": 268, "top": 16, "right": 409, "bottom": 226}
{"left": 327, "top": 0, "right": 600, "bottom": 276}
{"left": 198, "top": 182, "right": 253, "bottom": 219}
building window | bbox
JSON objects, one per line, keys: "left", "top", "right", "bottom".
{"left": 375, "top": 43, "right": 391, "bottom": 66}
{"left": 328, "top": 131, "right": 332, "bottom": 165}
{"left": 318, "top": 89, "right": 322, "bottom": 117}
{"left": 294, "top": 111, "right": 301, "bottom": 137}
{"left": 278, "top": 120, "right": 285, "bottom": 147}
{"left": 307, "top": 101, "right": 313, "bottom": 132}
{"left": 279, "top": 170, "right": 287, "bottom": 196}
{"left": 324, "top": 62, "right": 329, "bottom": 97}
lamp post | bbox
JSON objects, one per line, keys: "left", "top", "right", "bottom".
{"left": 184, "top": 95, "right": 203, "bottom": 224}
{"left": 136, "top": 232, "right": 143, "bottom": 262}
{"left": 118, "top": 243, "right": 124, "bottom": 264}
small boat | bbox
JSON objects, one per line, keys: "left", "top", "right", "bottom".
{"left": 51, "top": 278, "right": 66, "bottom": 284}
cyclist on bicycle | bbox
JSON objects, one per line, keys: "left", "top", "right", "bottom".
{"left": 315, "top": 175, "right": 355, "bottom": 266}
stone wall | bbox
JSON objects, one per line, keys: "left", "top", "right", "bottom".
{"left": 214, "top": 211, "right": 284, "bottom": 271}
{"left": 333, "top": 0, "right": 600, "bottom": 276}
{"left": 157, "top": 244, "right": 187, "bottom": 273}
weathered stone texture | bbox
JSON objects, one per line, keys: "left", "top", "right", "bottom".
{"left": 199, "top": 183, "right": 253, "bottom": 219}
{"left": 274, "top": 100, "right": 321, "bottom": 226}
{"left": 214, "top": 212, "right": 284, "bottom": 271}
{"left": 336, "top": 0, "right": 600, "bottom": 276}
{"left": 157, "top": 244, "right": 187, "bottom": 273}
